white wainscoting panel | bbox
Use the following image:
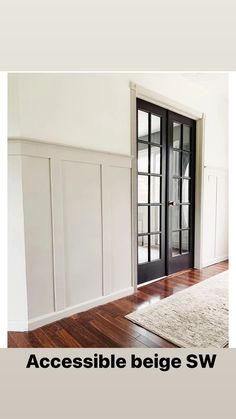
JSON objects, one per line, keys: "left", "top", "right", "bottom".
{"left": 102, "top": 166, "right": 132, "bottom": 295}
{"left": 8, "top": 139, "right": 133, "bottom": 330}
{"left": 22, "top": 156, "right": 55, "bottom": 319}
{"left": 202, "top": 167, "right": 228, "bottom": 267}
{"left": 8, "top": 155, "right": 28, "bottom": 329}
{"left": 62, "top": 160, "right": 103, "bottom": 306}
{"left": 215, "top": 172, "right": 228, "bottom": 259}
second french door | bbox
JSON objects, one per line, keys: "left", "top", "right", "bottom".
{"left": 137, "top": 99, "right": 196, "bottom": 285}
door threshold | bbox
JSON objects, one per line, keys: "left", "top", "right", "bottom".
{"left": 137, "top": 267, "right": 193, "bottom": 288}
{"left": 137, "top": 275, "right": 167, "bottom": 288}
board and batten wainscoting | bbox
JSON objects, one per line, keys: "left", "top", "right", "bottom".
{"left": 202, "top": 166, "right": 228, "bottom": 267}
{"left": 8, "top": 139, "right": 133, "bottom": 331}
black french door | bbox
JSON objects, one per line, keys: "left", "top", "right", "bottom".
{"left": 137, "top": 100, "right": 166, "bottom": 283}
{"left": 137, "top": 99, "right": 196, "bottom": 285}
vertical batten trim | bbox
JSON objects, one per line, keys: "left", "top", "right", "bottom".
{"left": 49, "top": 158, "right": 56, "bottom": 312}
{"left": 50, "top": 158, "right": 66, "bottom": 311}
{"left": 101, "top": 165, "right": 112, "bottom": 296}
{"left": 214, "top": 175, "right": 219, "bottom": 258}
{"left": 17, "top": 155, "right": 29, "bottom": 323}
{"left": 100, "top": 164, "right": 105, "bottom": 296}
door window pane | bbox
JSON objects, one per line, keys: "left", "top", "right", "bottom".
{"left": 151, "top": 115, "right": 161, "bottom": 144}
{"left": 172, "top": 178, "right": 180, "bottom": 203}
{"left": 172, "top": 232, "right": 180, "bottom": 256}
{"left": 173, "top": 122, "right": 181, "bottom": 148}
{"left": 151, "top": 145, "right": 161, "bottom": 174}
{"left": 138, "top": 175, "right": 148, "bottom": 203}
{"left": 138, "top": 110, "right": 148, "bottom": 141}
{"left": 150, "top": 234, "right": 161, "bottom": 261}
{"left": 138, "top": 206, "right": 148, "bottom": 234}
{"left": 138, "top": 142, "right": 148, "bottom": 172}
{"left": 182, "top": 151, "right": 190, "bottom": 177}
{"left": 138, "top": 235, "right": 148, "bottom": 263}
{"left": 150, "top": 176, "right": 160, "bottom": 203}
{"left": 183, "top": 125, "right": 190, "bottom": 151}
{"left": 182, "top": 205, "right": 189, "bottom": 228}
{"left": 182, "top": 179, "right": 190, "bottom": 203}
{"left": 150, "top": 206, "right": 160, "bottom": 232}
{"left": 182, "top": 230, "right": 189, "bottom": 253}
{"left": 172, "top": 205, "right": 180, "bottom": 230}
{"left": 173, "top": 151, "right": 180, "bottom": 176}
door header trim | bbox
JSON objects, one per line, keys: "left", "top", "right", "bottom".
{"left": 130, "top": 82, "right": 203, "bottom": 120}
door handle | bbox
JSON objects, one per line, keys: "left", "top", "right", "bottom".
{"left": 168, "top": 201, "right": 177, "bottom": 206}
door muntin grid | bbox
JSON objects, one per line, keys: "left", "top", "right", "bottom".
{"left": 171, "top": 122, "right": 192, "bottom": 257}
{"left": 137, "top": 109, "right": 162, "bottom": 264}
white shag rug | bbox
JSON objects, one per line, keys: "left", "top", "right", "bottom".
{"left": 126, "top": 271, "right": 228, "bottom": 348}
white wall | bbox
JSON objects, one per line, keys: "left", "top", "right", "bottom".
{"left": 8, "top": 73, "right": 228, "bottom": 329}
{"left": 8, "top": 74, "right": 131, "bottom": 155}
{"left": 8, "top": 73, "right": 228, "bottom": 168}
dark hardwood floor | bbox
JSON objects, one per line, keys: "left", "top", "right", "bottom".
{"left": 8, "top": 260, "right": 228, "bottom": 348}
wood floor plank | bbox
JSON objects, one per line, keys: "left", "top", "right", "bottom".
{"left": 60, "top": 317, "right": 110, "bottom": 347}
{"left": 135, "top": 332, "right": 177, "bottom": 348}
{"left": 31, "top": 328, "right": 57, "bottom": 348}
{"left": 89, "top": 318, "right": 146, "bottom": 348}
{"left": 8, "top": 260, "right": 228, "bottom": 348}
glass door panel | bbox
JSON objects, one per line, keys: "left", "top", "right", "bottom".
{"left": 150, "top": 145, "right": 161, "bottom": 174}
{"left": 150, "top": 205, "right": 160, "bottom": 233}
{"left": 151, "top": 115, "right": 161, "bottom": 144}
{"left": 138, "top": 142, "right": 148, "bottom": 172}
{"left": 138, "top": 110, "right": 148, "bottom": 141}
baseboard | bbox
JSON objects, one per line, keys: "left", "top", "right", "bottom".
{"left": 9, "top": 287, "right": 134, "bottom": 332}
{"left": 137, "top": 275, "right": 167, "bottom": 288}
{"left": 202, "top": 255, "right": 228, "bottom": 268}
